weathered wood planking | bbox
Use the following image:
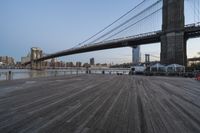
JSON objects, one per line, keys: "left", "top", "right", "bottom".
{"left": 0, "top": 75, "right": 199, "bottom": 133}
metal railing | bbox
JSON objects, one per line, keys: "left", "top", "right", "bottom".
{"left": 0, "top": 68, "right": 130, "bottom": 81}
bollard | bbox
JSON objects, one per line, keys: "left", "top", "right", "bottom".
{"left": 86, "top": 67, "right": 89, "bottom": 74}
{"left": 54, "top": 71, "right": 57, "bottom": 77}
{"left": 102, "top": 70, "right": 105, "bottom": 74}
{"left": 76, "top": 69, "right": 78, "bottom": 75}
{"left": 196, "top": 73, "right": 200, "bottom": 81}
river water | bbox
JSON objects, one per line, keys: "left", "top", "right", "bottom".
{"left": 0, "top": 68, "right": 130, "bottom": 81}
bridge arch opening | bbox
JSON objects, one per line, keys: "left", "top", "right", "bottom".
{"left": 187, "top": 38, "right": 200, "bottom": 66}
{"left": 140, "top": 43, "right": 160, "bottom": 63}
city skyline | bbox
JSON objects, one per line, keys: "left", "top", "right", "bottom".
{"left": 0, "top": 0, "right": 200, "bottom": 63}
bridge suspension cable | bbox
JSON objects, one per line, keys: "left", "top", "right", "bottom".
{"left": 102, "top": 8, "right": 162, "bottom": 42}
{"left": 72, "top": 0, "right": 146, "bottom": 48}
{"left": 193, "top": 0, "right": 200, "bottom": 23}
{"left": 87, "top": 0, "right": 162, "bottom": 44}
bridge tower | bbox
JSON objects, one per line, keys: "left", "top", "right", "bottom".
{"left": 161, "top": 0, "right": 187, "bottom": 66}
{"left": 30, "top": 47, "right": 43, "bottom": 70}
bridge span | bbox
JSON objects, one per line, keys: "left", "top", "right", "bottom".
{"left": 24, "top": 23, "right": 200, "bottom": 66}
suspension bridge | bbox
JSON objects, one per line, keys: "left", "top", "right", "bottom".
{"left": 1, "top": 1, "right": 200, "bottom": 132}
{"left": 24, "top": 0, "right": 200, "bottom": 68}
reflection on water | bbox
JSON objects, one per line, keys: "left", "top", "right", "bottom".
{"left": 0, "top": 69, "right": 85, "bottom": 81}
{"left": 0, "top": 68, "right": 130, "bottom": 81}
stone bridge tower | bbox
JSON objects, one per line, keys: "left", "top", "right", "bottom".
{"left": 31, "top": 47, "right": 43, "bottom": 69}
{"left": 161, "top": 0, "right": 187, "bottom": 66}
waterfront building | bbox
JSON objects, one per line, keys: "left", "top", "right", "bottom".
{"left": 76, "top": 62, "right": 82, "bottom": 67}
{"left": 0, "top": 56, "right": 15, "bottom": 65}
{"left": 15, "top": 62, "right": 22, "bottom": 68}
{"left": 101, "top": 63, "right": 108, "bottom": 67}
{"left": 50, "top": 58, "right": 65, "bottom": 68}
{"left": 66, "top": 62, "right": 74, "bottom": 67}
{"left": 83, "top": 63, "right": 90, "bottom": 68}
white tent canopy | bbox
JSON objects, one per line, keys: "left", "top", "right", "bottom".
{"left": 150, "top": 63, "right": 166, "bottom": 72}
{"left": 166, "top": 64, "right": 185, "bottom": 72}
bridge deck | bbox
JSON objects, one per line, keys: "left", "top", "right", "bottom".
{"left": 0, "top": 75, "right": 200, "bottom": 133}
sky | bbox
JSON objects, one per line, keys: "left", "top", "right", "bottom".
{"left": 0, "top": 0, "right": 200, "bottom": 64}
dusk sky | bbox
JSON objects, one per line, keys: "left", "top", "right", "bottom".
{"left": 0, "top": 0, "right": 200, "bottom": 64}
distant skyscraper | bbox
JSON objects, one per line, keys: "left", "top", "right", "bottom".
{"left": 132, "top": 46, "right": 141, "bottom": 65}
{"left": 90, "top": 58, "right": 95, "bottom": 66}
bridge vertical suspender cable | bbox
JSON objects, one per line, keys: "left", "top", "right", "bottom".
{"left": 187, "top": 0, "right": 200, "bottom": 24}
{"left": 194, "top": 0, "right": 200, "bottom": 23}
{"left": 193, "top": 0, "right": 200, "bottom": 23}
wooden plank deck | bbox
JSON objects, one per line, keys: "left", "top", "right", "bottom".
{"left": 0, "top": 75, "right": 200, "bottom": 133}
